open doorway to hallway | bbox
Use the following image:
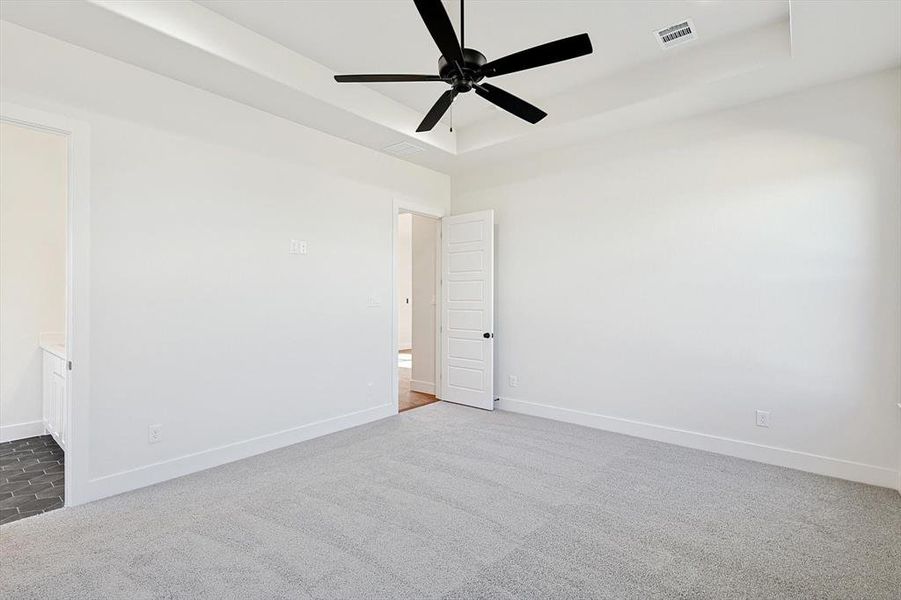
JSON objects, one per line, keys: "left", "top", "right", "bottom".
{"left": 397, "top": 212, "right": 440, "bottom": 412}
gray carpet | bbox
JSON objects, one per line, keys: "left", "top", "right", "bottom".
{"left": 1, "top": 402, "right": 899, "bottom": 599}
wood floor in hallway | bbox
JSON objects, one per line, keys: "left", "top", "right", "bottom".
{"left": 398, "top": 350, "right": 437, "bottom": 412}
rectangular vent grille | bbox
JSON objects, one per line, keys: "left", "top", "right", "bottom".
{"left": 384, "top": 141, "right": 425, "bottom": 156}
{"left": 656, "top": 19, "right": 697, "bottom": 49}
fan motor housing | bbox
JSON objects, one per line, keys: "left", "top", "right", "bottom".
{"left": 439, "top": 48, "right": 487, "bottom": 92}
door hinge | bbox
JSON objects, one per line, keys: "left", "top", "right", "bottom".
{"left": 68, "top": 361, "right": 73, "bottom": 371}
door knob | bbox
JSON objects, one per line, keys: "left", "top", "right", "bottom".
{"left": 483, "top": 333, "right": 493, "bottom": 338}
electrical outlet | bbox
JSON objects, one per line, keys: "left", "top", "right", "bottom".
{"left": 508, "top": 375, "right": 519, "bottom": 388}
{"left": 148, "top": 424, "right": 162, "bottom": 444}
{"left": 755, "top": 410, "right": 771, "bottom": 428}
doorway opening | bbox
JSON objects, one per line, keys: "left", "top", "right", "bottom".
{"left": 0, "top": 120, "right": 68, "bottom": 524}
{"left": 396, "top": 211, "right": 440, "bottom": 412}
{"left": 1, "top": 102, "right": 88, "bottom": 512}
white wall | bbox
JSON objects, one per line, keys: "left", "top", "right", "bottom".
{"left": 0, "top": 22, "right": 449, "bottom": 498}
{"left": 397, "top": 213, "right": 413, "bottom": 350}
{"left": 411, "top": 214, "right": 438, "bottom": 393}
{"left": 0, "top": 121, "right": 67, "bottom": 442}
{"left": 2, "top": 20, "right": 896, "bottom": 496}
{"left": 453, "top": 69, "right": 901, "bottom": 488}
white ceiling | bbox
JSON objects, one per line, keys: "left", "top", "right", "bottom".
{"left": 1, "top": 1, "right": 899, "bottom": 174}
{"left": 196, "top": 0, "right": 789, "bottom": 128}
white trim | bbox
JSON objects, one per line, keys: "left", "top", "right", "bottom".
{"left": 0, "top": 102, "right": 91, "bottom": 507}
{"left": 83, "top": 403, "right": 394, "bottom": 504}
{"left": 433, "top": 217, "right": 442, "bottom": 400}
{"left": 497, "top": 397, "right": 899, "bottom": 490}
{"left": 0, "top": 420, "right": 45, "bottom": 443}
{"left": 897, "top": 402, "right": 901, "bottom": 494}
{"left": 410, "top": 380, "right": 435, "bottom": 395}
{"left": 391, "top": 198, "right": 446, "bottom": 413}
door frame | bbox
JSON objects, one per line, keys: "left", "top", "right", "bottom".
{"left": 1, "top": 102, "right": 91, "bottom": 507}
{"left": 391, "top": 198, "right": 445, "bottom": 414}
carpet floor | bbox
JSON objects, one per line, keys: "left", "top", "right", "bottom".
{"left": 1, "top": 402, "right": 899, "bottom": 599}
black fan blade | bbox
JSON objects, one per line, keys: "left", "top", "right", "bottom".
{"left": 482, "top": 33, "right": 592, "bottom": 77}
{"left": 334, "top": 74, "right": 445, "bottom": 83}
{"left": 474, "top": 83, "right": 546, "bottom": 124}
{"left": 413, "top": 0, "right": 464, "bottom": 67}
{"left": 417, "top": 89, "right": 457, "bottom": 132}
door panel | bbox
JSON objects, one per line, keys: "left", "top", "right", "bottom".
{"left": 448, "top": 338, "right": 484, "bottom": 361}
{"left": 441, "top": 210, "right": 494, "bottom": 410}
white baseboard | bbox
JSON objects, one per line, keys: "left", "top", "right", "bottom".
{"left": 0, "top": 420, "right": 45, "bottom": 443}
{"left": 410, "top": 379, "right": 435, "bottom": 395}
{"left": 497, "top": 398, "right": 899, "bottom": 490}
{"left": 82, "top": 403, "right": 395, "bottom": 504}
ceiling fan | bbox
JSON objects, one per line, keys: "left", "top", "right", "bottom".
{"left": 334, "top": 0, "right": 593, "bottom": 132}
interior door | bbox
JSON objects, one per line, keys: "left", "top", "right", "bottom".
{"left": 440, "top": 210, "right": 494, "bottom": 410}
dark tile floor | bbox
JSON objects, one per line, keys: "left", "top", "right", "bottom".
{"left": 0, "top": 435, "right": 64, "bottom": 525}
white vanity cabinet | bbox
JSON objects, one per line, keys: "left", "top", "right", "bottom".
{"left": 41, "top": 346, "right": 68, "bottom": 450}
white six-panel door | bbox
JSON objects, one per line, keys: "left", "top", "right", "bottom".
{"left": 440, "top": 210, "right": 494, "bottom": 410}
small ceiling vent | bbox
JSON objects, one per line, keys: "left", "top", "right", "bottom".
{"left": 384, "top": 141, "right": 425, "bottom": 156}
{"left": 655, "top": 19, "right": 697, "bottom": 49}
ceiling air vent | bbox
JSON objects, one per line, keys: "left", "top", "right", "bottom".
{"left": 655, "top": 19, "right": 697, "bottom": 50}
{"left": 383, "top": 141, "right": 425, "bottom": 156}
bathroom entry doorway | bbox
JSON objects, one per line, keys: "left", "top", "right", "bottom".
{"left": 0, "top": 120, "right": 68, "bottom": 524}
{"left": 1, "top": 102, "right": 90, "bottom": 511}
